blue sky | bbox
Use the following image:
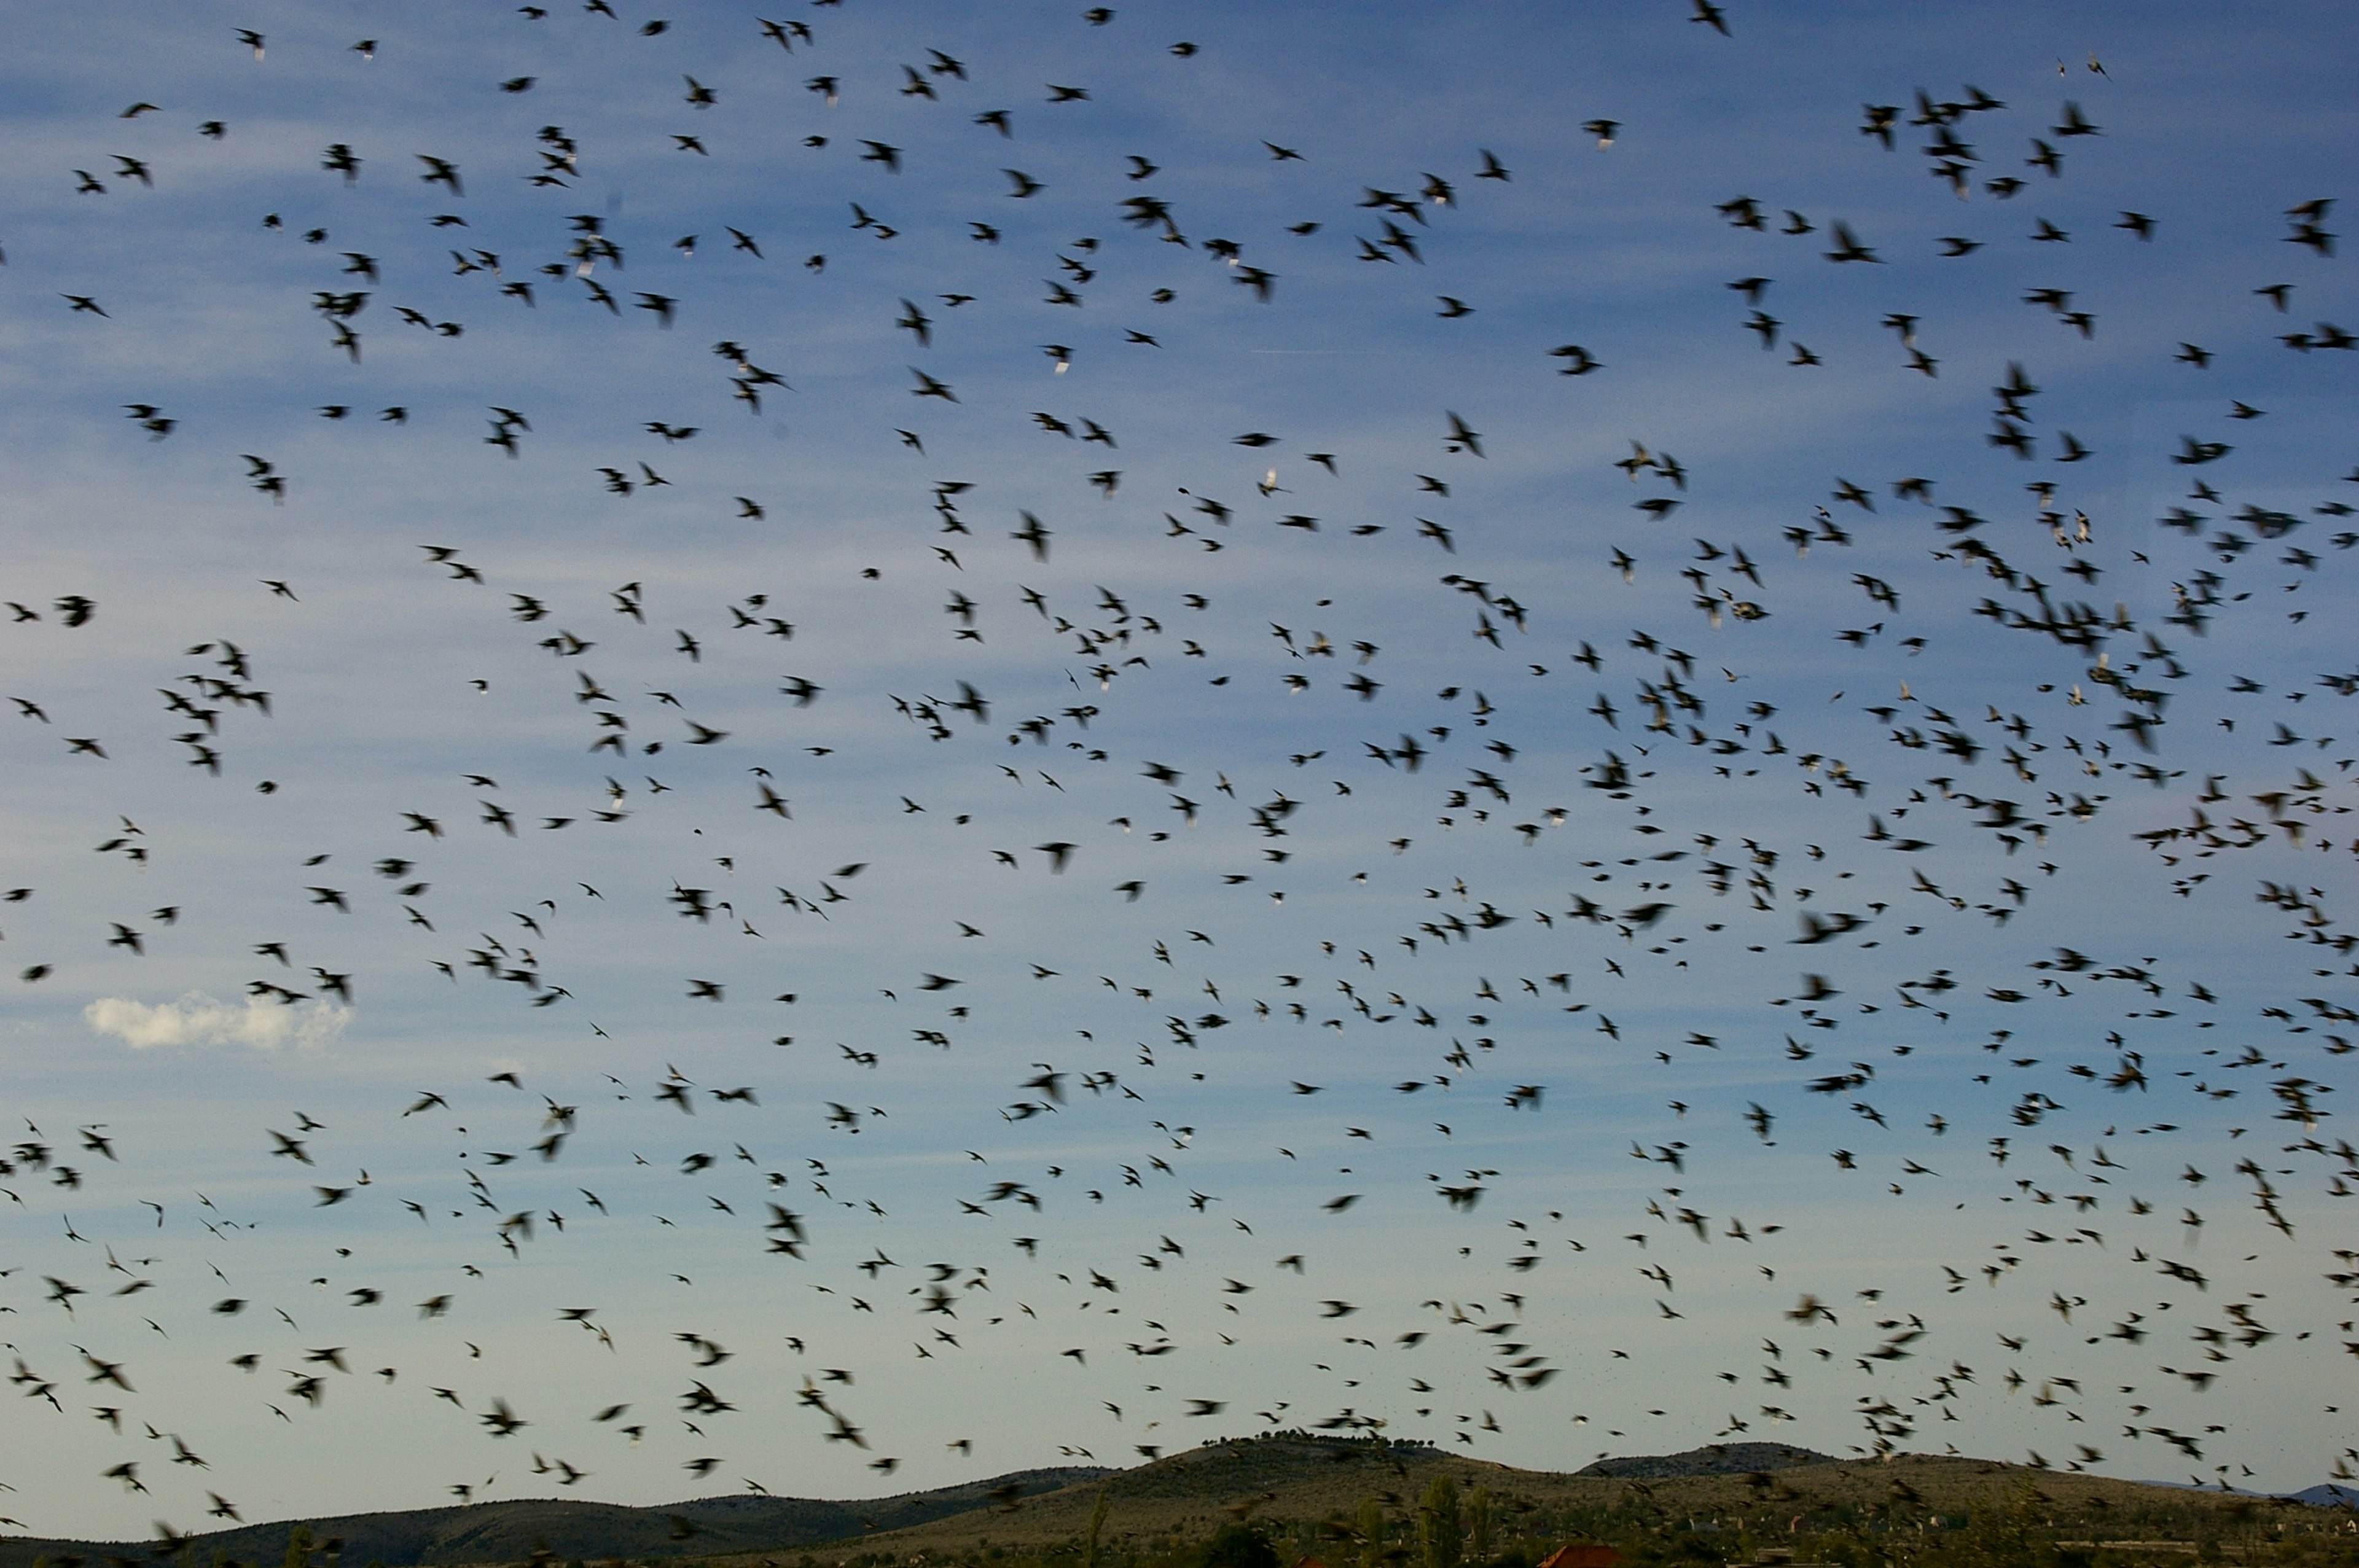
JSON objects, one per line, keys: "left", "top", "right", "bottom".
{"left": 2, "top": 0, "right": 2356, "bottom": 1540}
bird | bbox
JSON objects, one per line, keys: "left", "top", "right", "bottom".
{"left": 1823, "top": 220, "right": 1880, "bottom": 262}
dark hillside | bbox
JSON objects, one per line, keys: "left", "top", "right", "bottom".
{"left": 0, "top": 1469, "right": 1104, "bottom": 1568}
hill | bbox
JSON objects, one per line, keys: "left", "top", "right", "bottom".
{"left": 9, "top": 1442, "right": 2356, "bottom": 1568}
{"left": 695, "top": 1439, "right": 2359, "bottom": 1568}
{"left": 0, "top": 1469, "right": 1103, "bottom": 1568}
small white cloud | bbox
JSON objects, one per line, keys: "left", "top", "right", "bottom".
{"left": 85, "top": 991, "right": 351, "bottom": 1051}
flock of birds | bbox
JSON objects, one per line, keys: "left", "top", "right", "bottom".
{"left": 2, "top": 0, "right": 2356, "bottom": 1545}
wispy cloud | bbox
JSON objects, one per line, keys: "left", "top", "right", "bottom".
{"left": 85, "top": 991, "right": 351, "bottom": 1050}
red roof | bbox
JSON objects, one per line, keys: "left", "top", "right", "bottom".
{"left": 1538, "top": 1547, "right": 1623, "bottom": 1568}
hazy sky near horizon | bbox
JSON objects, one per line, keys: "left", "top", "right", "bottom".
{"left": 3, "top": 0, "right": 2356, "bottom": 1542}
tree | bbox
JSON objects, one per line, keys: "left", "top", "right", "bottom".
{"left": 1358, "top": 1497, "right": 1388, "bottom": 1568}
{"left": 283, "top": 1524, "right": 316, "bottom": 1568}
{"left": 1467, "top": 1488, "right": 1493, "bottom": 1567}
{"left": 1421, "top": 1477, "right": 1462, "bottom": 1568}
{"left": 1199, "top": 1523, "right": 1278, "bottom": 1568}
{"left": 1083, "top": 1487, "right": 1113, "bottom": 1568}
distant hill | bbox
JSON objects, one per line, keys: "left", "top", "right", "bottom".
{"left": 2285, "top": 1483, "right": 2359, "bottom": 1509}
{"left": 0, "top": 1469, "right": 1105, "bottom": 1568}
{"left": 1574, "top": 1443, "right": 1837, "bottom": 1479}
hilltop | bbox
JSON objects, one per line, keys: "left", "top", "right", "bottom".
{"left": 1573, "top": 1444, "right": 1836, "bottom": 1480}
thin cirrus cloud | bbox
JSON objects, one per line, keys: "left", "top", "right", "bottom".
{"left": 85, "top": 991, "right": 351, "bottom": 1051}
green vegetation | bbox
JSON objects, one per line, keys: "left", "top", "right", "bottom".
{"left": 1194, "top": 1524, "right": 1277, "bottom": 1568}
{"left": 1419, "top": 1476, "right": 1462, "bottom": 1568}
{"left": 1083, "top": 1493, "right": 1113, "bottom": 1568}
